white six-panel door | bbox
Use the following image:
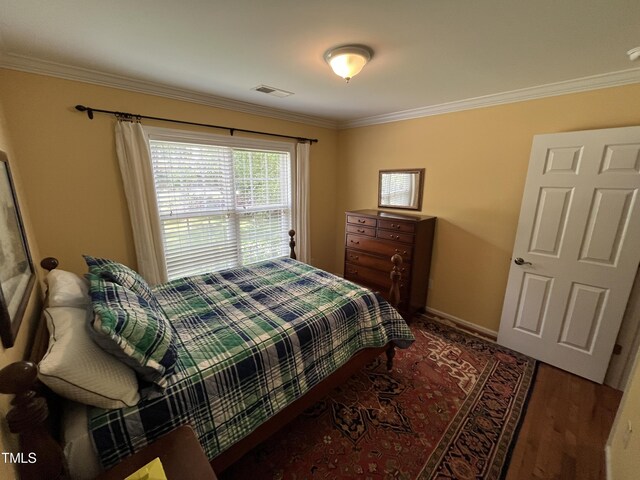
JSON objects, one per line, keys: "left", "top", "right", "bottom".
{"left": 498, "top": 126, "right": 640, "bottom": 383}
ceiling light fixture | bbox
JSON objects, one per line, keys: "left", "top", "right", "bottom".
{"left": 324, "top": 45, "right": 373, "bottom": 83}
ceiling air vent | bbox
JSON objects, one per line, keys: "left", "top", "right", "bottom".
{"left": 252, "top": 85, "right": 294, "bottom": 98}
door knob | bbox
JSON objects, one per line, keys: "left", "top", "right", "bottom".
{"left": 514, "top": 257, "right": 532, "bottom": 266}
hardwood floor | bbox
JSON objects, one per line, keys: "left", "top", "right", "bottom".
{"left": 505, "top": 363, "right": 623, "bottom": 480}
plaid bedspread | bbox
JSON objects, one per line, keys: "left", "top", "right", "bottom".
{"left": 89, "top": 258, "right": 414, "bottom": 469}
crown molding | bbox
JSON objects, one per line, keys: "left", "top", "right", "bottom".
{"left": 0, "top": 52, "right": 339, "bottom": 130}
{"left": 2, "top": 52, "right": 639, "bottom": 132}
{"left": 339, "top": 67, "right": 640, "bottom": 129}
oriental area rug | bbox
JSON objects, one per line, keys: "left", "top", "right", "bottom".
{"left": 222, "top": 317, "right": 537, "bottom": 480}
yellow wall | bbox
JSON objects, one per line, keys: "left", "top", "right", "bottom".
{"left": 2, "top": 68, "right": 639, "bottom": 336}
{"left": 6, "top": 67, "right": 639, "bottom": 337}
{"left": 0, "top": 93, "right": 43, "bottom": 480}
{"left": 337, "top": 84, "right": 640, "bottom": 331}
{"left": 0, "top": 69, "right": 339, "bottom": 276}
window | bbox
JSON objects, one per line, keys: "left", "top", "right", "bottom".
{"left": 146, "top": 128, "right": 294, "bottom": 280}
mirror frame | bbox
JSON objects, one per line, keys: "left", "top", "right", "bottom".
{"left": 0, "top": 150, "right": 35, "bottom": 349}
{"left": 378, "top": 168, "right": 425, "bottom": 211}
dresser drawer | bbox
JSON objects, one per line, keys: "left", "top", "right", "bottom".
{"left": 345, "top": 249, "right": 411, "bottom": 277}
{"left": 344, "top": 263, "right": 408, "bottom": 293}
{"left": 346, "top": 234, "right": 412, "bottom": 260}
{"left": 376, "top": 230, "right": 414, "bottom": 244}
{"left": 347, "top": 215, "right": 377, "bottom": 227}
{"left": 346, "top": 224, "right": 376, "bottom": 237}
{"left": 378, "top": 219, "right": 416, "bottom": 233}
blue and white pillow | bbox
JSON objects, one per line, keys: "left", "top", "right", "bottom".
{"left": 83, "top": 255, "right": 156, "bottom": 306}
{"left": 88, "top": 274, "right": 177, "bottom": 390}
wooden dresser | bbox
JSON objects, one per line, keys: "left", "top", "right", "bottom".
{"left": 344, "top": 209, "right": 436, "bottom": 315}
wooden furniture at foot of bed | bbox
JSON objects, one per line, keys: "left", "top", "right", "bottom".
{"left": 0, "top": 230, "right": 404, "bottom": 477}
{"left": 96, "top": 425, "right": 217, "bottom": 480}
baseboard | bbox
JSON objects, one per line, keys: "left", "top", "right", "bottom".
{"left": 424, "top": 307, "right": 499, "bottom": 341}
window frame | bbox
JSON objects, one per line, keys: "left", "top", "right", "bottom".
{"left": 144, "top": 126, "right": 297, "bottom": 278}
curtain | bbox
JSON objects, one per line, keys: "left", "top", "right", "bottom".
{"left": 114, "top": 120, "right": 168, "bottom": 284}
{"left": 294, "top": 142, "right": 311, "bottom": 263}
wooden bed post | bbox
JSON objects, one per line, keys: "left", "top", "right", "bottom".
{"left": 389, "top": 254, "right": 403, "bottom": 307}
{"left": 386, "top": 254, "right": 403, "bottom": 371}
{"left": 0, "top": 361, "right": 65, "bottom": 480}
{"left": 0, "top": 257, "right": 66, "bottom": 479}
{"left": 385, "top": 346, "right": 396, "bottom": 371}
{"left": 40, "top": 257, "right": 59, "bottom": 272}
{"left": 288, "top": 229, "right": 297, "bottom": 260}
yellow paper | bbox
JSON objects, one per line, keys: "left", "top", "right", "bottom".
{"left": 124, "top": 457, "right": 167, "bottom": 480}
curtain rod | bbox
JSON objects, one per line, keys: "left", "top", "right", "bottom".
{"left": 74, "top": 105, "right": 318, "bottom": 144}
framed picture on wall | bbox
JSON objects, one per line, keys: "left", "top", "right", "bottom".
{"left": 0, "top": 150, "right": 35, "bottom": 349}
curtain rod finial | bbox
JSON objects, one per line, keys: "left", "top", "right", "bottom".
{"left": 75, "top": 105, "right": 94, "bottom": 119}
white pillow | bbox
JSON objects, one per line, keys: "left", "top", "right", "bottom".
{"left": 38, "top": 307, "right": 140, "bottom": 409}
{"left": 46, "top": 269, "right": 90, "bottom": 308}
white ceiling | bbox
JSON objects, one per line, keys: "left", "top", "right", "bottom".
{"left": 1, "top": 0, "right": 640, "bottom": 127}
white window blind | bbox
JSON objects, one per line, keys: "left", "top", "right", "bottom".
{"left": 148, "top": 136, "right": 292, "bottom": 280}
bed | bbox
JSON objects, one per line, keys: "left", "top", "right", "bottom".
{"left": 2, "top": 232, "right": 414, "bottom": 479}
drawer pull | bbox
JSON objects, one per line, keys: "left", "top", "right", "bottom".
{"left": 394, "top": 248, "right": 407, "bottom": 255}
{"left": 349, "top": 255, "right": 359, "bottom": 260}
{"left": 357, "top": 219, "right": 366, "bottom": 224}
{"left": 357, "top": 228, "right": 366, "bottom": 233}
{"left": 390, "top": 234, "right": 400, "bottom": 240}
{"left": 391, "top": 223, "right": 401, "bottom": 229}
{"left": 348, "top": 269, "right": 358, "bottom": 274}
{"left": 350, "top": 240, "right": 360, "bottom": 245}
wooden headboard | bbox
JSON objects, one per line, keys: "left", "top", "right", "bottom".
{"left": 0, "top": 256, "right": 64, "bottom": 480}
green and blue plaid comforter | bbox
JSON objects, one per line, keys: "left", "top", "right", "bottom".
{"left": 89, "top": 258, "right": 414, "bottom": 469}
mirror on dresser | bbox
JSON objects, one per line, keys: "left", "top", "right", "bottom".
{"left": 378, "top": 169, "right": 425, "bottom": 211}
